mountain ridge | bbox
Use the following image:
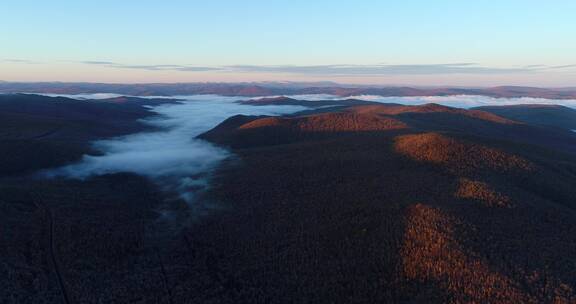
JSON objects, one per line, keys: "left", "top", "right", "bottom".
{"left": 191, "top": 102, "right": 576, "bottom": 303}
{"left": 2, "top": 82, "right": 576, "bottom": 99}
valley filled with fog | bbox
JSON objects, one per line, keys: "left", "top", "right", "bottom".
{"left": 39, "top": 93, "right": 576, "bottom": 202}
{"left": 41, "top": 95, "right": 307, "bottom": 202}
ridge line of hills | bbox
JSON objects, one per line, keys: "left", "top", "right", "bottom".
{"left": 2, "top": 82, "right": 576, "bottom": 99}
{"left": 192, "top": 101, "right": 576, "bottom": 303}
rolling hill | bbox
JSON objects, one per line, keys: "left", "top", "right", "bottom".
{"left": 474, "top": 104, "right": 576, "bottom": 130}
{"left": 2, "top": 82, "right": 576, "bottom": 98}
{"left": 0, "top": 94, "right": 159, "bottom": 176}
{"left": 193, "top": 103, "right": 576, "bottom": 303}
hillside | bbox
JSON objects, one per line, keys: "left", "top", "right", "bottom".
{"left": 0, "top": 94, "right": 182, "bottom": 303}
{"left": 203, "top": 103, "right": 576, "bottom": 155}
{"left": 193, "top": 103, "right": 576, "bottom": 303}
{"left": 474, "top": 104, "right": 576, "bottom": 130}
{"left": 239, "top": 96, "right": 383, "bottom": 107}
{"left": 0, "top": 94, "right": 158, "bottom": 176}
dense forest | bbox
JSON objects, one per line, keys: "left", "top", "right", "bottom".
{"left": 196, "top": 103, "right": 576, "bottom": 303}
{"left": 2, "top": 94, "right": 576, "bottom": 303}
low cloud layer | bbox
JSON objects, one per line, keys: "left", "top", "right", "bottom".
{"left": 3, "top": 59, "right": 42, "bottom": 64}
{"left": 42, "top": 95, "right": 307, "bottom": 202}
{"left": 4, "top": 59, "right": 575, "bottom": 84}
{"left": 343, "top": 94, "right": 576, "bottom": 109}
{"left": 77, "top": 61, "right": 576, "bottom": 76}
{"left": 224, "top": 63, "right": 529, "bottom": 75}
{"left": 81, "top": 61, "right": 221, "bottom": 72}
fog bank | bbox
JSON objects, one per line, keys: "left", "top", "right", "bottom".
{"left": 42, "top": 95, "right": 306, "bottom": 202}
{"left": 336, "top": 94, "right": 576, "bottom": 109}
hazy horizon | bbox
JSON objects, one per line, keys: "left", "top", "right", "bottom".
{"left": 0, "top": 79, "right": 575, "bottom": 89}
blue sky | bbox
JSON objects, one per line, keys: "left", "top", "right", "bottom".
{"left": 2, "top": 1, "right": 575, "bottom": 86}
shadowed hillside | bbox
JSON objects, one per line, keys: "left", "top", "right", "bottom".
{"left": 473, "top": 104, "right": 576, "bottom": 130}
{"left": 0, "top": 94, "right": 160, "bottom": 176}
{"left": 0, "top": 94, "right": 185, "bottom": 303}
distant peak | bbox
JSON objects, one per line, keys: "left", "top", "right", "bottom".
{"left": 250, "top": 96, "right": 298, "bottom": 103}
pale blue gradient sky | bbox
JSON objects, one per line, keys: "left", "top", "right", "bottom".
{"left": 2, "top": 1, "right": 575, "bottom": 86}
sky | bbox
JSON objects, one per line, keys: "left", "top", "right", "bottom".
{"left": 2, "top": 1, "right": 575, "bottom": 86}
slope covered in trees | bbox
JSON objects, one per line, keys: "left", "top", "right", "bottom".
{"left": 474, "top": 104, "right": 576, "bottom": 130}
{"left": 193, "top": 103, "right": 576, "bottom": 303}
{"left": 3, "top": 96, "right": 576, "bottom": 303}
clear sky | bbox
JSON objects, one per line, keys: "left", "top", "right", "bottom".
{"left": 2, "top": 0, "right": 575, "bottom": 86}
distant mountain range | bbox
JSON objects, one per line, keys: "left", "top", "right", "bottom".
{"left": 2, "top": 82, "right": 576, "bottom": 99}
